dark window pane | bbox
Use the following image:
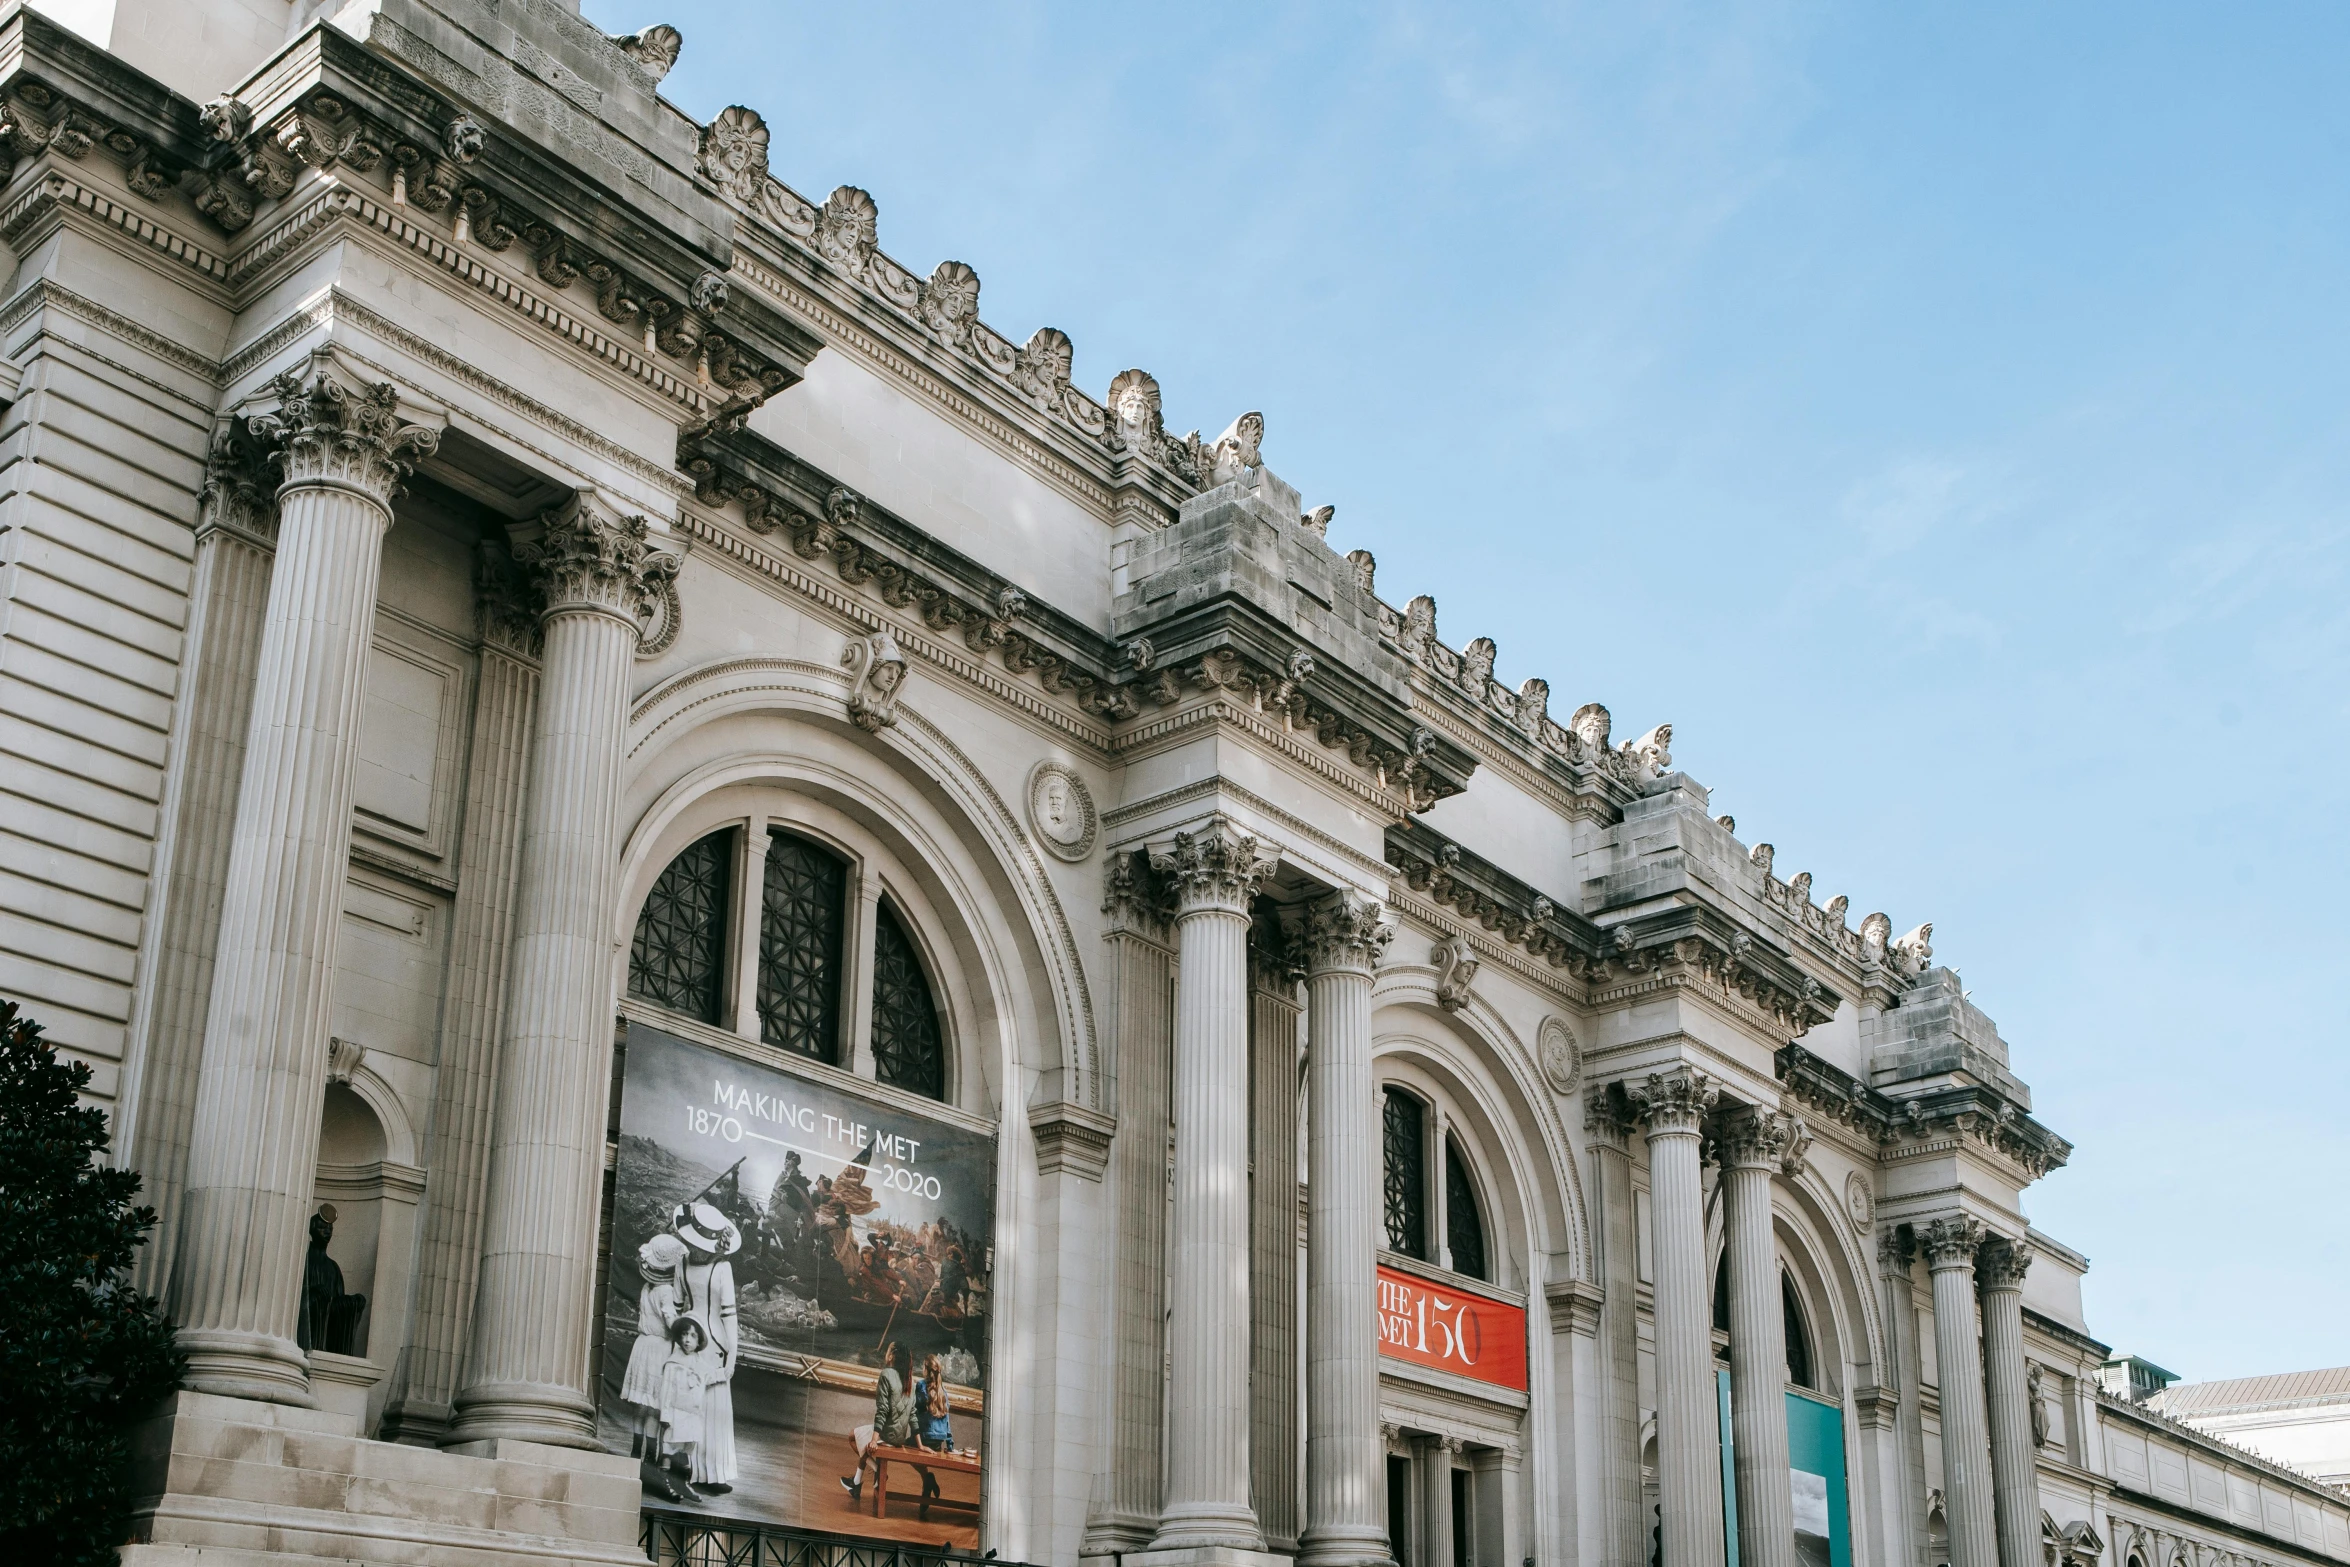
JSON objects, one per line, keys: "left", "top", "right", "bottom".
{"left": 870, "top": 900, "right": 946, "bottom": 1100}
{"left": 1444, "top": 1136, "right": 1487, "bottom": 1281}
{"left": 758, "top": 829, "right": 846, "bottom": 1062}
{"left": 1382, "top": 1089, "right": 1426, "bottom": 1259}
{"left": 1783, "top": 1271, "right": 1815, "bottom": 1390}
{"left": 627, "top": 829, "right": 731, "bottom": 1024}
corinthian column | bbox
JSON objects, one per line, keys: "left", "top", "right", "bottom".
{"left": 171, "top": 369, "right": 438, "bottom": 1402}
{"left": 1921, "top": 1216, "right": 1996, "bottom": 1567}
{"left": 1720, "top": 1107, "right": 1809, "bottom": 1567}
{"left": 452, "top": 496, "right": 679, "bottom": 1447}
{"left": 1625, "top": 1068, "right": 1725, "bottom": 1567}
{"left": 1299, "top": 890, "right": 1393, "bottom": 1567}
{"left": 1147, "top": 822, "right": 1278, "bottom": 1553}
{"left": 1978, "top": 1237, "right": 2041, "bottom": 1567}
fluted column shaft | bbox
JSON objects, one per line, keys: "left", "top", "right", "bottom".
{"left": 1922, "top": 1218, "right": 1996, "bottom": 1567}
{"left": 454, "top": 498, "right": 677, "bottom": 1446}
{"left": 1301, "top": 892, "right": 1393, "bottom": 1567}
{"left": 1149, "top": 823, "right": 1276, "bottom": 1552}
{"left": 171, "top": 372, "right": 436, "bottom": 1404}
{"left": 1723, "top": 1109, "right": 1808, "bottom": 1567}
{"left": 1979, "top": 1239, "right": 2041, "bottom": 1567}
{"left": 1628, "top": 1069, "right": 1725, "bottom": 1567}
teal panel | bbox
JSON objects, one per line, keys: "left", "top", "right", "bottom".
{"left": 1719, "top": 1368, "right": 1741, "bottom": 1567}
{"left": 1785, "top": 1389, "right": 1852, "bottom": 1567}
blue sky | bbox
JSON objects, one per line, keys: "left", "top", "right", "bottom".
{"left": 589, "top": 0, "right": 2350, "bottom": 1382}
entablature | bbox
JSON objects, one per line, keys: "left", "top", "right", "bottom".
{"left": 1778, "top": 1041, "right": 2072, "bottom": 1183}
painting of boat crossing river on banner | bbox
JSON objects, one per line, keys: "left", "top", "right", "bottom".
{"left": 597, "top": 1021, "right": 996, "bottom": 1547}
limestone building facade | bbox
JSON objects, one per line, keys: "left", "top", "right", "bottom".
{"left": 0, "top": 4, "right": 2341, "bottom": 1565}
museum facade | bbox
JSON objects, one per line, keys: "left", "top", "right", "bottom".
{"left": 0, "top": 3, "right": 2343, "bottom": 1565}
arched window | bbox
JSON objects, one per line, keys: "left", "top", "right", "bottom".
{"left": 869, "top": 900, "right": 945, "bottom": 1099}
{"left": 757, "top": 828, "right": 847, "bottom": 1062}
{"left": 627, "top": 815, "right": 963, "bottom": 1107}
{"left": 1382, "top": 1089, "right": 1427, "bottom": 1259}
{"left": 628, "top": 829, "right": 731, "bottom": 1024}
{"left": 1708, "top": 1259, "right": 1820, "bottom": 1389}
{"left": 1443, "top": 1135, "right": 1487, "bottom": 1281}
{"left": 1783, "top": 1272, "right": 1815, "bottom": 1390}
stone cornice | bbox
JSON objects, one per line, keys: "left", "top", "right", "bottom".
{"left": 2101, "top": 1390, "right": 2350, "bottom": 1515}
{"left": 679, "top": 415, "right": 1471, "bottom": 813}
{"left": 1775, "top": 1043, "right": 2073, "bottom": 1182}
{"left": 0, "top": 12, "right": 819, "bottom": 419}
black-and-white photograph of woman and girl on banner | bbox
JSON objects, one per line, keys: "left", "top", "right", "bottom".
{"left": 599, "top": 1022, "right": 995, "bottom": 1548}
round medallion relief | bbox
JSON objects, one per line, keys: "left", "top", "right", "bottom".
{"left": 1026, "top": 761, "right": 1097, "bottom": 862}
{"left": 1845, "top": 1171, "right": 1874, "bottom": 1231}
{"left": 1538, "top": 1017, "right": 1582, "bottom": 1095}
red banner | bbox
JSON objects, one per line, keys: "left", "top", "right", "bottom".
{"left": 1376, "top": 1265, "right": 1529, "bottom": 1392}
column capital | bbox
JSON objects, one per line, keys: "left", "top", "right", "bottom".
{"left": 1625, "top": 1066, "right": 1719, "bottom": 1138}
{"left": 1716, "top": 1105, "right": 1811, "bottom": 1175}
{"left": 197, "top": 420, "right": 281, "bottom": 547}
{"left": 250, "top": 362, "right": 440, "bottom": 510}
{"left": 1918, "top": 1214, "right": 1989, "bottom": 1272}
{"left": 1976, "top": 1234, "right": 2032, "bottom": 1291}
{"left": 515, "top": 494, "right": 683, "bottom": 646}
{"left": 1151, "top": 820, "right": 1278, "bottom": 917}
{"left": 1300, "top": 889, "right": 1392, "bottom": 976}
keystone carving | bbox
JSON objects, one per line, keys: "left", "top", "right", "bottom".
{"left": 1430, "top": 933, "right": 1480, "bottom": 1011}
{"left": 842, "top": 629, "right": 908, "bottom": 732}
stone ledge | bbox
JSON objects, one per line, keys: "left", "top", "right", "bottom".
{"left": 125, "top": 1392, "right": 644, "bottom": 1567}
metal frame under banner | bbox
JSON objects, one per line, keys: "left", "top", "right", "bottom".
{"left": 642, "top": 1509, "right": 1041, "bottom": 1567}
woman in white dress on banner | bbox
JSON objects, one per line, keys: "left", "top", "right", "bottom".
{"left": 672, "top": 1201, "right": 740, "bottom": 1492}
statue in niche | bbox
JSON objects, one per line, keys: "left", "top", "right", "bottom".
{"left": 296, "top": 1204, "right": 367, "bottom": 1357}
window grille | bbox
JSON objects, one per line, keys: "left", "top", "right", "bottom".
{"left": 1382, "top": 1089, "right": 1427, "bottom": 1259}
{"left": 869, "top": 900, "right": 946, "bottom": 1100}
{"left": 1444, "top": 1135, "right": 1487, "bottom": 1281}
{"left": 757, "top": 829, "right": 846, "bottom": 1062}
{"left": 627, "top": 829, "right": 731, "bottom": 1024}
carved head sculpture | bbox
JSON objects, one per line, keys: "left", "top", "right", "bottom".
{"left": 921, "top": 260, "right": 981, "bottom": 343}
{"left": 310, "top": 1205, "right": 337, "bottom": 1247}
{"left": 700, "top": 106, "right": 770, "bottom": 203}
{"left": 1570, "top": 701, "right": 1612, "bottom": 754}
{"left": 1462, "top": 637, "right": 1497, "bottom": 690}
{"left": 1859, "top": 911, "right": 1893, "bottom": 954}
{"left": 1014, "top": 328, "right": 1074, "bottom": 405}
{"left": 817, "top": 185, "right": 880, "bottom": 270}
{"left": 621, "top": 24, "right": 684, "bottom": 82}
{"left": 1517, "top": 677, "right": 1550, "bottom": 731}
{"left": 1347, "top": 549, "right": 1376, "bottom": 594}
{"left": 1107, "top": 368, "right": 1162, "bottom": 446}
{"left": 1042, "top": 774, "right": 1071, "bottom": 830}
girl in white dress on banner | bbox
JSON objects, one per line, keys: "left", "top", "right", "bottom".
{"left": 672, "top": 1201, "right": 740, "bottom": 1492}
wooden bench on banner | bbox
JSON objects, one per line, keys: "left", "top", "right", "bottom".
{"left": 868, "top": 1442, "right": 982, "bottom": 1520}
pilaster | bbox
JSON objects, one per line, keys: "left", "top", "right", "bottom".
{"left": 378, "top": 556, "right": 540, "bottom": 1445}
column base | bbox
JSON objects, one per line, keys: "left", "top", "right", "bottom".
{"left": 447, "top": 1378, "right": 601, "bottom": 1450}
{"left": 177, "top": 1327, "right": 315, "bottom": 1408}
{"left": 1131, "top": 1547, "right": 1293, "bottom": 1567}
{"left": 1148, "top": 1501, "right": 1270, "bottom": 1556}
{"left": 123, "top": 1391, "right": 644, "bottom": 1567}
{"left": 1298, "top": 1523, "right": 1396, "bottom": 1567}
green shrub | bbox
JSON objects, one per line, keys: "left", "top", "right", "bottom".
{"left": 0, "top": 999, "right": 183, "bottom": 1566}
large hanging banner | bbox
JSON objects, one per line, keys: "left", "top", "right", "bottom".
{"left": 597, "top": 1022, "right": 996, "bottom": 1548}
{"left": 1375, "top": 1265, "right": 1529, "bottom": 1391}
{"left": 1717, "top": 1372, "right": 1854, "bottom": 1567}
